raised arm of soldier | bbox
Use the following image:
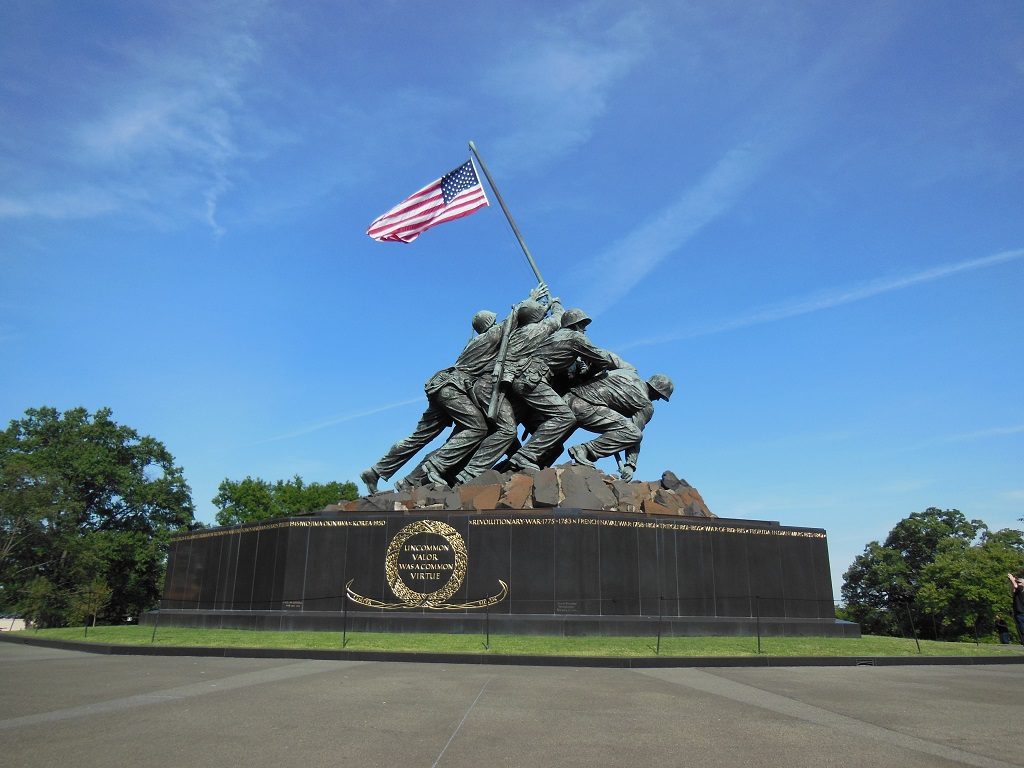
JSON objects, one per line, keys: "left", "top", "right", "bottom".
{"left": 540, "top": 294, "right": 564, "bottom": 327}
{"left": 529, "top": 281, "right": 550, "bottom": 304}
{"left": 604, "top": 352, "right": 637, "bottom": 373}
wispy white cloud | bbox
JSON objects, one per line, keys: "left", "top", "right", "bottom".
{"left": 622, "top": 248, "right": 1024, "bottom": 349}
{"left": 930, "top": 424, "right": 1024, "bottom": 446}
{"left": 876, "top": 479, "right": 933, "bottom": 495}
{"left": 895, "top": 422, "right": 1024, "bottom": 454}
{"left": 572, "top": 6, "right": 902, "bottom": 314}
{"left": 256, "top": 397, "right": 423, "bottom": 444}
{"left": 727, "top": 491, "right": 846, "bottom": 519}
{"left": 0, "top": 189, "right": 122, "bottom": 220}
{"left": 80, "top": 20, "right": 259, "bottom": 236}
{"left": 576, "top": 142, "right": 770, "bottom": 315}
{"left": 486, "top": 8, "right": 650, "bottom": 172}
{"left": 0, "top": 5, "right": 264, "bottom": 235}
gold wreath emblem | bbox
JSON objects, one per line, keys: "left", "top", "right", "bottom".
{"left": 346, "top": 519, "right": 507, "bottom": 610}
{"left": 386, "top": 519, "right": 467, "bottom": 605}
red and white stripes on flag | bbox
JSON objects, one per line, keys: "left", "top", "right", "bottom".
{"left": 366, "top": 159, "right": 490, "bottom": 243}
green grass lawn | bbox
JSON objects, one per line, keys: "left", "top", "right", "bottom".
{"left": 14, "top": 625, "right": 1024, "bottom": 658}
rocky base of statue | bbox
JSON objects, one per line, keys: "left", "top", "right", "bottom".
{"left": 322, "top": 465, "right": 713, "bottom": 517}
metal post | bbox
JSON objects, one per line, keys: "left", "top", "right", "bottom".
{"left": 755, "top": 595, "right": 762, "bottom": 655}
{"left": 342, "top": 592, "right": 349, "bottom": 649}
{"left": 468, "top": 141, "right": 545, "bottom": 284}
{"left": 904, "top": 603, "right": 921, "bottom": 654}
{"left": 150, "top": 610, "right": 160, "bottom": 643}
{"left": 656, "top": 596, "right": 663, "bottom": 656}
{"left": 342, "top": 552, "right": 349, "bottom": 648}
{"left": 485, "top": 601, "right": 491, "bottom": 650}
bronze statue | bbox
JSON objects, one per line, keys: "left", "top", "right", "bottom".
{"left": 358, "top": 283, "right": 674, "bottom": 494}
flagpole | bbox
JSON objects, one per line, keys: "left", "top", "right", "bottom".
{"left": 468, "top": 140, "right": 546, "bottom": 286}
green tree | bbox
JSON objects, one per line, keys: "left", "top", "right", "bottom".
{"left": 842, "top": 507, "right": 1023, "bottom": 640}
{"left": 68, "top": 577, "right": 112, "bottom": 627}
{"left": 916, "top": 529, "right": 1024, "bottom": 640}
{"left": 0, "top": 406, "right": 194, "bottom": 626}
{"left": 17, "top": 576, "right": 66, "bottom": 628}
{"left": 213, "top": 475, "right": 358, "bottom": 526}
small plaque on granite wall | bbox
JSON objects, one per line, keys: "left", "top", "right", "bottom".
{"left": 555, "top": 600, "right": 580, "bottom": 614}
{"left": 282, "top": 600, "right": 303, "bottom": 610}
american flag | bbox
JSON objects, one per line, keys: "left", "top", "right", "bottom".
{"left": 366, "top": 159, "right": 490, "bottom": 243}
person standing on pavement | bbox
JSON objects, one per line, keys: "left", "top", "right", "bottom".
{"left": 1009, "top": 573, "right": 1024, "bottom": 646}
{"left": 994, "top": 614, "right": 1011, "bottom": 645}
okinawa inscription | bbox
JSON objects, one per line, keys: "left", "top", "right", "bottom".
{"left": 346, "top": 519, "right": 507, "bottom": 610}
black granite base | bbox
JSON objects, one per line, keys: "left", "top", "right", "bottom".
{"left": 155, "top": 508, "right": 856, "bottom": 638}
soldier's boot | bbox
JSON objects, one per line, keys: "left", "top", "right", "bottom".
{"left": 422, "top": 459, "right": 450, "bottom": 487}
{"left": 508, "top": 454, "right": 541, "bottom": 472}
{"left": 568, "top": 444, "right": 595, "bottom": 468}
{"left": 360, "top": 467, "right": 380, "bottom": 495}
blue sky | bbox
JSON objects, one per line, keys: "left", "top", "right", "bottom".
{"left": 2, "top": 1, "right": 1022, "bottom": 598}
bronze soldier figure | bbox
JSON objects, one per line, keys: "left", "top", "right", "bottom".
{"left": 360, "top": 286, "right": 547, "bottom": 494}
{"left": 566, "top": 371, "right": 674, "bottom": 481}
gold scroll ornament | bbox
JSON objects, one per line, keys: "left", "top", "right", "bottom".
{"left": 346, "top": 519, "right": 508, "bottom": 610}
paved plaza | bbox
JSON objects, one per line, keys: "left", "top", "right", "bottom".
{"left": 1, "top": 642, "right": 1021, "bottom": 767}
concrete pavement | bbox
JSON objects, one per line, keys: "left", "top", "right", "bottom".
{"left": 2, "top": 642, "right": 1021, "bottom": 767}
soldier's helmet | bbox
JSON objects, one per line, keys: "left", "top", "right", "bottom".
{"left": 516, "top": 300, "right": 546, "bottom": 325}
{"left": 647, "top": 374, "right": 674, "bottom": 401}
{"left": 560, "top": 308, "right": 592, "bottom": 330}
{"left": 472, "top": 310, "right": 497, "bottom": 333}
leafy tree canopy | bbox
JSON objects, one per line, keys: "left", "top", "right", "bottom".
{"left": 916, "top": 529, "right": 1024, "bottom": 635}
{"left": 842, "top": 507, "right": 1024, "bottom": 640}
{"left": 213, "top": 475, "right": 358, "bottom": 526}
{"left": 1, "top": 406, "right": 194, "bottom": 626}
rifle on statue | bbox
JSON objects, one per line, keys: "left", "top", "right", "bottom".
{"left": 486, "top": 305, "right": 519, "bottom": 423}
